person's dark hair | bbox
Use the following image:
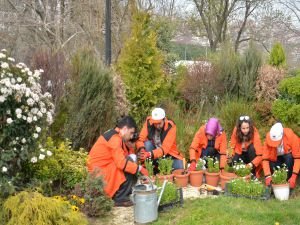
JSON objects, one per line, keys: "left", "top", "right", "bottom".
{"left": 116, "top": 115, "right": 137, "bottom": 130}
{"left": 236, "top": 117, "right": 254, "bottom": 143}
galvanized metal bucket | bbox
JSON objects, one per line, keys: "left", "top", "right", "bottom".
{"left": 132, "top": 176, "right": 167, "bottom": 224}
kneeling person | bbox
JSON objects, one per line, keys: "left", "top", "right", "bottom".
{"left": 87, "top": 116, "right": 148, "bottom": 207}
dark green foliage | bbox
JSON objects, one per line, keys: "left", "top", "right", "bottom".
{"left": 238, "top": 44, "right": 262, "bottom": 100}
{"left": 269, "top": 42, "right": 286, "bottom": 67}
{"left": 117, "top": 11, "right": 167, "bottom": 124}
{"left": 66, "top": 50, "right": 116, "bottom": 149}
{"left": 272, "top": 74, "right": 300, "bottom": 134}
{"left": 158, "top": 182, "right": 178, "bottom": 205}
{"left": 1, "top": 191, "right": 88, "bottom": 225}
{"left": 217, "top": 98, "right": 260, "bottom": 137}
{"left": 215, "top": 42, "right": 262, "bottom": 100}
{"left": 73, "top": 171, "right": 113, "bottom": 217}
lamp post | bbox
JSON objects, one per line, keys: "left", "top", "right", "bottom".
{"left": 105, "top": 0, "right": 111, "bottom": 66}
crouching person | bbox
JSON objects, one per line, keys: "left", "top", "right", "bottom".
{"left": 263, "top": 122, "right": 300, "bottom": 189}
{"left": 87, "top": 116, "right": 148, "bottom": 207}
{"left": 136, "top": 108, "right": 184, "bottom": 173}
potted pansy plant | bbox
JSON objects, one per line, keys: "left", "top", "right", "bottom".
{"left": 205, "top": 157, "right": 220, "bottom": 187}
{"left": 272, "top": 165, "right": 289, "bottom": 201}
{"left": 189, "top": 158, "right": 205, "bottom": 187}
{"left": 233, "top": 159, "right": 251, "bottom": 180}
{"left": 157, "top": 157, "right": 174, "bottom": 183}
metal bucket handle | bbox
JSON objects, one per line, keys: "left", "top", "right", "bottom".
{"left": 139, "top": 176, "right": 155, "bottom": 191}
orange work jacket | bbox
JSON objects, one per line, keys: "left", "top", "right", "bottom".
{"left": 136, "top": 117, "right": 183, "bottom": 160}
{"left": 230, "top": 127, "right": 263, "bottom": 167}
{"left": 262, "top": 128, "right": 300, "bottom": 177}
{"left": 87, "top": 128, "right": 138, "bottom": 198}
{"left": 189, "top": 125, "right": 227, "bottom": 169}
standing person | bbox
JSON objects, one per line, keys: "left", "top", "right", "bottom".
{"left": 136, "top": 108, "right": 184, "bottom": 173}
{"left": 87, "top": 116, "right": 148, "bottom": 207}
{"left": 230, "top": 115, "right": 263, "bottom": 177}
{"left": 263, "top": 122, "right": 300, "bottom": 188}
{"left": 188, "top": 118, "right": 227, "bottom": 172}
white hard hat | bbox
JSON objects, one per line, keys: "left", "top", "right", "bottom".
{"left": 151, "top": 108, "right": 165, "bottom": 123}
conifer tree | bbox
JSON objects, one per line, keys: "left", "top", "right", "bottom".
{"left": 117, "top": 10, "right": 166, "bottom": 124}
{"left": 269, "top": 43, "right": 286, "bottom": 68}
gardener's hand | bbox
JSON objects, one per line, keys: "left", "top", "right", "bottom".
{"left": 265, "top": 176, "right": 272, "bottom": 186}
{"left": 246, "top": 162, "right": 253, "bottom": 169}
{"left": 138, "top": 149, "right": 151, "bottom": 161}
{"left": 139, "top": 166, "right": 149, "bottom": 176}
{"left": 188, "top": 161, "right": 196, "bottom": 171}
{"left": 288, "top": 174, "right": 297, "bottom": 189}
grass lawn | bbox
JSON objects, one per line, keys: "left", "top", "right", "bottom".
{"left": 152, "top": 195, "right": 300, "bottom": 225}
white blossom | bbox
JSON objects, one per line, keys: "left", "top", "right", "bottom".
{"left": 36, "top": 126, "right": 41, "bottom": 133}
{"left": 31, "top": 157, "right": 37, "bottom": 163}
{"left": 26, "top": 98, "right": 34, "bottom": 106}
{"left": 6, "top": 118, "right": 13, "bottom": 124}
{"left": 2, "top": 167, "right": 7, "bottom": 173}
{"left": 0, "top": 53, "right": 6, "bottom": 58}
{"left": 46, "top": 150, "right": 53, "bottom": 156}
{"left": 17, "top": 77, "right": 22, "bottom": 83}
{"left": 40, "top": 148, "right": 45, "bottom": 152}
{"left": 33, "top": 133, "right": 39, "bottom": 138}
{"left": 27, "top": 117, "right": 32, "bottom": 123}
{"left": 21, "top": 138, "right": 26, "bottom": 143}
{"left": 0, "top": 96, "right": 5, "bottom": 102}
{"left": 1, "top": 62, "right": 9, "bottom": 69}
{"left": 7, "top": 57, "right": 15, "bottom": 62}
{"left": 15, "top": 108, "right": 22, "bottom": 115}
{"left": 17, "top": 113, "right": 22, "bottom": 119}
{"left": 39, "top": 154, "right": 45, "bottom": 160}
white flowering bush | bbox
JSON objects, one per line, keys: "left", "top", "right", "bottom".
{"left": 0, "top": 49, "right": 54, "bottom": 187}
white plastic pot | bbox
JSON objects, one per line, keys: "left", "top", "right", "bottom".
{"left": 272, "top": 183, "right": 290, "bottom": 201}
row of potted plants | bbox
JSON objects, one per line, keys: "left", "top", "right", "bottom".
{"left": 144, "top": 157, "right": 290, "bottom": 201}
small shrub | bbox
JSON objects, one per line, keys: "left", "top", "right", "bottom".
{"left": 2, "top": 191, "right": 88, "bottom": 225}
{"left": 217, "top": 98, "right": 260, "bottom": 137}
{"left": 269, "top": 42, "right": 286, "bottom": 68}
{"left": 158, "top": 157, "right": 173, "bottom": 175}
{"left": 66, "top": 50, "right": 116, "bottom": 149}
{"left": 255, "top": 65, "right": 285, "bottom": 101}
{"left": 272, "top": 75, "right": 300, "bottom": 132}
{"left": 73, "top": 171, "right": 113, "bottom": 217}
{"left": 29, "top": 138, "right": 88, "bottom": 194}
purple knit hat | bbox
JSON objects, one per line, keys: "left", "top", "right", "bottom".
{"left": 205, "top": 118, "right": 222, "bottom": 137}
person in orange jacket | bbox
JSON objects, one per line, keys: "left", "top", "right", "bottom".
{"left": 87, "top": 116, "right": 149, "bottom": 207}
{"left": 136, "top": 108, "right": 184, "bottom": 173}
{"left": 230, "top": 115, "right": 263, "bottom": 177}
{"left": 188, "top": 117, "right": 227, "bottom": 171}
{"left": 263, "top": 122, "right": 300, "bottom": 189}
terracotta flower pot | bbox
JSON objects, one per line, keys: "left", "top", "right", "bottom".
{"left": 272, "top": 183, "right": 290, "bottom": 201}
{"left": 156, "top": 174, "right": 174, "bottom": 184}
{"left": 238, "top": 174, "right": 251, "bottom": 181}
{"left": 189, "top": 170, "right": 204, "bottom": 187}
{"left": 172, "top": 169, "right": 185, "bottom": 175}
{"left": 205, "top": 171, "right": 220, "bottom": 187}
{"left": 219, "top": 173, "right": 238, "bottom": 190}
{"left": 174, "top": 172, "right": 190, "bottom": 187}
{"left": 222, "top": 171, "right": 236, "bottom": 178}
